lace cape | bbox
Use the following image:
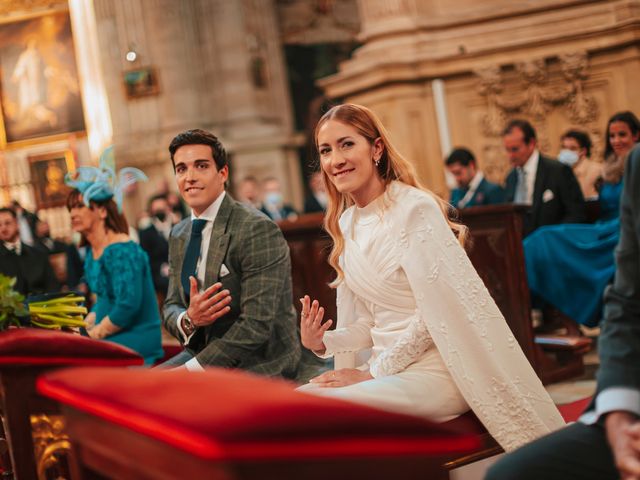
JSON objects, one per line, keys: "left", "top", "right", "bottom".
{"left": 332, "top": 182, "right": 565, "bottom": 451}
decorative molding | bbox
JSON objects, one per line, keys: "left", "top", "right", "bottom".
{"left": 0, "top": 0, "right": 67, "bottom": 18}
{"left": 30, "top": 414, "right": 71, "bottom": 480}
{"left": 476, "top": 52, "right": 598, "bottom": 134}
{"left": 276, "top": 0, "right": 359, "bottom": 45}
{"left": 475, "top": 51, "right": 601, "bottom": 182}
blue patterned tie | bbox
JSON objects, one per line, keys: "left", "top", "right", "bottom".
{"left": 514, "top": 167, "right": 528, "bottom": 204}
{"left": 181, "top": 219, "right": 207, "bottom": 302}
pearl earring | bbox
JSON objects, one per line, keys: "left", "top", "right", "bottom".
{"left": 374, "top": 157, "right": 380, "bottom": 167}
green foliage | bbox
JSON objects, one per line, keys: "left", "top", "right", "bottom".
{"left": 0, "top": 274, "right": 27, "bottom": 331}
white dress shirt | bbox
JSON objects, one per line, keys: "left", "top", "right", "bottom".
{"left": 457, "top": 172, "right": 485, "bottom": 208}
{"left": 176, "top": 191, "right": 226, "bottom": 372}
{"left": 520, "top": 150, "right": 539, "bottom": 205}
{"left": 3, "top": 240, "right": 21, "bottom": 255}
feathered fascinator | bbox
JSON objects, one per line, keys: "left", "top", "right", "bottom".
{"left": 64, "top": 146, "right": 148, "bottom": 212}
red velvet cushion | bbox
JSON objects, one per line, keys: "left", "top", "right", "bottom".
{"left": 37, "top": 367, "right": 480, "bottom": 461}
{"left": 558, "top": 396, "right": 593, "bottom": 423}
{"left": 0, "top": 328, "right": 142, "bottom": 366}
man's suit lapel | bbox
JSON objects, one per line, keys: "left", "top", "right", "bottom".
{"left": 204, "top": 194, "right": 232, "bottom": 287}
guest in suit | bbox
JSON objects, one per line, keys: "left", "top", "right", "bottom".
{"left": 33, "top": 219, "right": 68, "bottom": 254}
{"left": 503, "top": 119, "right": 586, "bottom": 236}
{"left": 486, "top": 143, "right": 640, "bottom": 480}
{"left": 558, "top": 129, "right": 601, "bottom": 199}
{"left": 11, "top": 200, "right": 38, "bottom": 246}
{"left": 445, "top": 147, "right": 505, "bottom": 208}
{"left": 161, "top": 129, "right": 300, "bottom": 377}
{"left": 303, "top": 171, "right": 328, "bottom": 213}
{"left": 260, "top": 177, "right": 298, "bottom": 221}
{"left": 139, "top": 194, "right": 172, "bottom": 299}
{"left": 0, "top": 207, "right": 59, "bottom": 296}
{"left": 236, "top": 175, "right": 263, "bottom": 210}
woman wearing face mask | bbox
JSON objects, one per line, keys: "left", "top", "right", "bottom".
{"left": 524, "top": 111, "right": 640, "bottom": 328}
{"left": 557, "top": 130, "right": 601, "bottom": 199}
{"left": 65, "top": 149, "right": 164, "bottom": 365}
{"left": 259, "top": 177, "right": 298, "bottom": 221}
{"left": 297, "top": 103, "right": 564, "bottom": 452}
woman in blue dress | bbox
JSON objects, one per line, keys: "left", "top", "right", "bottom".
{"left": 524, "top": 111, "right": 640, "bottom": 327}
{"left": 65, "top": 150, "right": 163, "bottom": 364}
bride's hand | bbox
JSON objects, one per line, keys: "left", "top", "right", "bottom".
{"left": 299, "top": 295, "right": 332, "bottom": 353}
{"left": 309, "top": 368, "right": 373, "bottom": 388}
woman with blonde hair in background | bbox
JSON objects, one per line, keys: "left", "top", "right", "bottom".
{"left": 297, "top": 103, "right": 564, "bottom": 451}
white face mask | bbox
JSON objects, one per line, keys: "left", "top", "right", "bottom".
{"left": 314, "top": 191, "right": 328, "bottom": 208}
{"left": 558, "top": 149, "right": 580, "bottom": 166}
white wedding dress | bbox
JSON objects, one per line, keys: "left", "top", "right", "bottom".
{"left": 299, "top": 182, "right": 565, "bottom": 451}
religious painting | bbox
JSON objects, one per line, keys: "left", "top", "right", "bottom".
{"left": 28, "top": 150, "right": 75, "bottom": 210}
{"left": 123, "top": 67, "right": 160, "bottom": 99}
{"left": 0, "top": 11, "right": 85, "bottom": 146}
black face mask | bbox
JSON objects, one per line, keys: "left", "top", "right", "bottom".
{"left": 153, "top": 212, "right": 167, "bottom": 223}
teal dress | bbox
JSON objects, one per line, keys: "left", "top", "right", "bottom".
{"left": 85, "top": 241, "right": 163, "bottom": 364}
{"left": 524, "top": 182, "right": 623, "bottom": 327}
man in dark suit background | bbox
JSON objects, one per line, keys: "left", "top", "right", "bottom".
{"left": 260, "top": 177, "right": 298, "bottom": 221}
{"left": 139, "top": 194, "right": 172, "bottom": 300}
{"left": 445, "top": 147, "right": 505, "bottom": 208}
{"left": 486, "top": 144, "right": 640, "bottom": 480}
{"left": 0, "top": 208, "right": 59, "bottom": 296}
{"left": 303, "top": 171, "right": 328, "bottom": 213}
{"left": 503, "top": 119, "right": 586, "bottom": 236}
{"left": 161, "top": 129, "right": 300, "bottom": 378}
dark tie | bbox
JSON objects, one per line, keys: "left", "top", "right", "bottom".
{"left": 181, "top": 219, "right": 207, "bottom": 302}
{"left": 514, "top": 167, "right": 528, "bottom": 204}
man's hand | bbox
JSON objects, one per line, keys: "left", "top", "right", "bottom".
{"left": 606, "top": 411, "right": 640, "bottom": 479}
{"left": 299, "top": 295, "right": 332, "bottom": 353}
{"left": 186, "top": 277, "right": 231, "bottom": 327}
{"left": 309, "top": 368, "right": 373, "bottom": 388}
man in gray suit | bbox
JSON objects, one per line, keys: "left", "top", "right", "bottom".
{"left": 161, "top": 129, "right": 300, "bottom": 378}
{"left": 486, "top": 144, "right": 640, "bottom": 479}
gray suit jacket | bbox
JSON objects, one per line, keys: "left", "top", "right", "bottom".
{"left": 596, "top": 145, "right": 640, "bottom": 396}
{"left": 162, "top": 193, "right": 300, "bottom": 378}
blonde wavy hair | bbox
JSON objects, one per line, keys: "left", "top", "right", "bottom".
{"left": 315, "top": 103, "right": 468, "bottom": 284}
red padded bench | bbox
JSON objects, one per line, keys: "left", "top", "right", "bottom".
{"left": 0, "top": 328, "right": 142, "bottom": 480}
{"left": 38, "top": 367, "right": 481, "bottom": 480}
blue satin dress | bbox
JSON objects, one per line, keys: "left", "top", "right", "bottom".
{"left": 85, "top": 241, "right": 164, "bottom": 364}
{"left": 523, "top": 182, "right": 622, "bottom": 326}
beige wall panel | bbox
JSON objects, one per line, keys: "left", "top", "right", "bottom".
{"left": 347, "top": 83, "right": 448, "bottom": 197}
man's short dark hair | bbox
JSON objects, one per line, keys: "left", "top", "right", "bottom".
{"left": 0, "top": 207, "right": 17, "bottom": 219}
{"left": 445, "top": 148, "right": 476, "bottom": 167}
{"left": 561, "top": 129, "right": 592, "bottom": 158}
{"left": 168, "top": 129, "right": 227, "bottom": 171}
{"left": 147, "top": 193, "right": 169, "bottom": 212}
{"left": 503, "top": 119, "right": 537, "bottom": 144}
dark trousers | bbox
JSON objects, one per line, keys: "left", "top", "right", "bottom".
{"left": 485, "top": 422, "right": 619, "bottom": 480}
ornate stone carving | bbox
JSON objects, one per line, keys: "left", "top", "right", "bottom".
{"left": 560, "top": 51, "right": 599, "bottom": 124}
{"left": 475, "top": 51, "right": 600, "bottom": 182}
{"left": 276, "top": 0, "right": 359, "bottom": 44}
{"left": 476, "top": 52, "right": 598, "bottom": 136}
{"left": 30, "top": 414, "right": 71, "bottom": 480}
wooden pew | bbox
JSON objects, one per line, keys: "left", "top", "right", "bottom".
{"left": 0, "top": 328, "right": 142, "bottom": 480}
{"left": 37, "top": 367, "right": 480, "bottom": 480}
{"left": 278, "top": 213, "right": 336, "bottom": 323}
{"left": 280, "top": 207, "right": 589, "bottom": 384}
{"left": 459, "top": 204, "right": 591, "bottom": 384}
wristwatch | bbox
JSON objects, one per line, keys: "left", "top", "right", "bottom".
{"left": 181, "top": 313, "right": 196, "bottom": 337}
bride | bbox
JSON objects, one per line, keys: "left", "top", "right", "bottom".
{"left": 297, "top": 103, "right": 564, "bottom": 451}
